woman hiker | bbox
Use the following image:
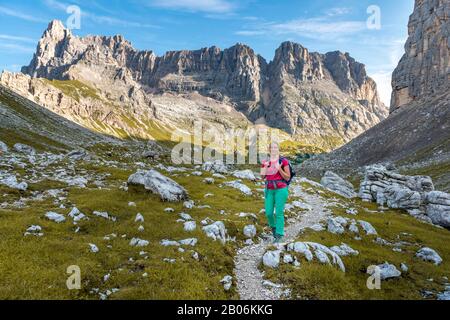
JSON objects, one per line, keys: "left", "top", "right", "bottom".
{"left": 260, "top": 142, "right": 291, "bottom": 243}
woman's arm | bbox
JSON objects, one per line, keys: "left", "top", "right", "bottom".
{"left": 278, "top": 164, "right": 291, "bottom": 181}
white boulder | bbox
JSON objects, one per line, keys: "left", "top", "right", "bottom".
{"left": 13, "top": 143, "right": 35, "bottom": 155}
{"left": 184, "top": 221, "right": 196, "bottom": 232}
{"left": 233, "top": 170, "right": 256, "bottom": 181}
{"left": 263, "top": 250, "right": 281, "bottom": 268}
{"left": 45, "top": 211, "right": 66, "bottom": 223}
{"left": 223, "top": 180, "right": 252, "bottom": 196}
{"left": 129, "top": 238, "right": 149, "bottom": 247}
{"left": 128, "top": 169, "right": 188, "bottom": 202}
{"left": 367, "top": 263, "right": 401, "bottom": 280}
{"left": 416, "top": 247, "right": 442, "bottom": 265}
{"left": 320, "top": 171, "right": 356, "bottom": 198}
{"left": 203, "top": 221, "right": 227, "bottom": 244}
{"left": 330, "top": 243, "right": 359, "bottom": 256}
{"left": 243, "top": 225, "right": 257, "bottom": 238}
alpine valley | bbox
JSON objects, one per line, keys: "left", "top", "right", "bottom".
{"left": 0, "top": 0, "right": 449, "bottom": 301}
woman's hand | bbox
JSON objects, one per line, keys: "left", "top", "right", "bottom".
{"left": 260, "top": 160, "right": 269, "bottom": 177}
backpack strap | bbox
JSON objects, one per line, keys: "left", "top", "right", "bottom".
{"left": 278, "top": 156, "right": 290, "bottom": 184}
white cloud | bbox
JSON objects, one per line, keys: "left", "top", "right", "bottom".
{"left": 150, "top": 0, "right": 235, "bottom": 14}
{"left": 236, "top": 15, "right": 366, "bottom": 40}
{"left": 44, "top": 0, "right": 159, "bottom": 28}
{"left": 271, "top": 18, "right": 366, "bottom": 37}
{"left": 0, "top": 43, "right": 35, "bottom": 53}
{"left": 0, "top": 6, "right": 48, "bottom": 23}
{"left": 0, "top": 34, "right": 37, "bottom": 43}
{"left": 326, "top": 7, "right": 351, "bottom": 16}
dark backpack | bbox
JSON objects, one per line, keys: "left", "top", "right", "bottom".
{"left": 279, "top": 157, "right": 296, "bottom": 185}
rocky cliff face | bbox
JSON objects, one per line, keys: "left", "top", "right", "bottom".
{"left": 3, "top": 20, "right": 387, "bottom": 150}
{"left": 391, "top": 0, "right": 449, "bottom": 112}
{"left": 302, "top": 0, "right": 449, "bottom": 190}
{"left": 254, "top": 41, "right": 386, "bottom": 146}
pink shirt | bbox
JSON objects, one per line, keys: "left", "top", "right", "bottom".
{"left": 262, "top": 158, "right": 289, "bottom": 189}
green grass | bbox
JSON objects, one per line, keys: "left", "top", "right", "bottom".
{"left": 44, "top": 79, "right": 102, "bottom": 103}
{"left": 0, "top": 128, "right": 68, "bottom": 153}
{"left": 0, "top": 160, "right": 267, "bottom": 299}
{"left": 263, "top": 189, "right": 450, "bottom": 300}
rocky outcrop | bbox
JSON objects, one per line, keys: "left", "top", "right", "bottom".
{"left": 320, "top": 171, "right": 356, "bottom": 198}
{"left": 359, "top": 164, "right": 450, "bottom": 228}
{"left": 0, "top": 20, "right": 388, "bottom": 151}
{"left": 127, "top": 169, "right": 188, "bottom": 202}
{"left": 253, "top": 41, "right": 387, "bottom": 148}
{"left": 391, "top": 0, "right": 450, "bottom": 113}
{"left": 425, "top": 191, "right": 450, "bottom": 227}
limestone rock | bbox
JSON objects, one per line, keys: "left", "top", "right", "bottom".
{"left": 263, "top": 250, "right": 281, "bottom": 268}
{"left": 129, "top": 238, "right": 149, "bottom": 247}
{"left": 330, "top": 243, "right": 359, "bottom": 256}
{"left": 0, "top": 141, "right": 8, "bottom": 153}
{"left": 233, "top": 170, "right": 256, "bottom": 181}
{"left": 220, "top": 275, "right": 233, "bottom": 291}
{"left": 45, "top": 211, "right": 66, "bottom": 223}
{"left": 13, "top": 143, "right": 35, "bottom": 155}
{"left": 320, "top": 171, "right": 356, "bottom": 198}
{"left": 202, "top": 161, "right": 229, "bottom": 174}
{"left": 327, "top": 217, "right": 345, "bottom": 234}
{"left": 391, "top": 0, "right": 450, "bottom": 113}
{"left": 0, "top": 175, "right": 28, "bottom": 191}
{"left": 367, "top": 263, "right": 401, "bottom": 280}
{"left": 358, "top": 220, "right": 378, "bottom": 235}
{"left": 202, "top": 221, "right": 228, "bottom": 244}
{"left": 223, "top": 180, "right": 252, "bottom": 195}
{"left": 416, "top": 247, "right": 442, "bottom": 265}
{"left": 243, "top": 225, "right": 257, "bottom": 238}
{"left": 425, "top": 191, "right": 450, "bottom": 227}
{"left": 128, "top": 169, "right": 188, "bottom": 202}
{"left": 184, "top": 221, "right": 196, "bottom": 232}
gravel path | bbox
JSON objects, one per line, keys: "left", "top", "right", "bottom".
{"left": 234, "top": 183, "right": 332, "bottom": 300}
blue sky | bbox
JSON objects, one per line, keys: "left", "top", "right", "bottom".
{"left": 0, "top": 0, "right": 414, "bottom": 105}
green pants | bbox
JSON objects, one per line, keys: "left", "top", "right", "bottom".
{"left": 264, "top": 187, "right": 289, "bottom": 236}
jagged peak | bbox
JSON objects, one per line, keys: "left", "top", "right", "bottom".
{"left": 44, "top": 20, "right": 70, "bottom": 39}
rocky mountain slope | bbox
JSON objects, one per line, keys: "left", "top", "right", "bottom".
{"left": 1, "top": 20, "right": 387, "bottom": 151}
{"left": 302, "top": 0, "right": 449, "bottom": 189}
{"left": 0, "top": 84, "right": 115, "bottom": 152}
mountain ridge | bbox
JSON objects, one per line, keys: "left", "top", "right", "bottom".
{"left": 0, "top": 19, "right": 388, "bottom": 151}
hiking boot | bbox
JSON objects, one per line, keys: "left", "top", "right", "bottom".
{"left": 271, "top": 227, "right": 276, "bottom": 237}
{"left": 273, "top": 234, "right": 284, "bottom": 243}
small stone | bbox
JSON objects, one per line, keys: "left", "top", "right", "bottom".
{"left": 243, "top": 225, "right": 257, "bottom": 238}
{"left": 89, "top": 243, "right": 99, "bottom": 253}
{"left": 129, "top": 238, "right": 149, "bottom": 247}
{"left": 135, "top": 213, "right": 144, "bottom": 223}
{"left": 45, "top": 211, "right": 66, "bottom": 223}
